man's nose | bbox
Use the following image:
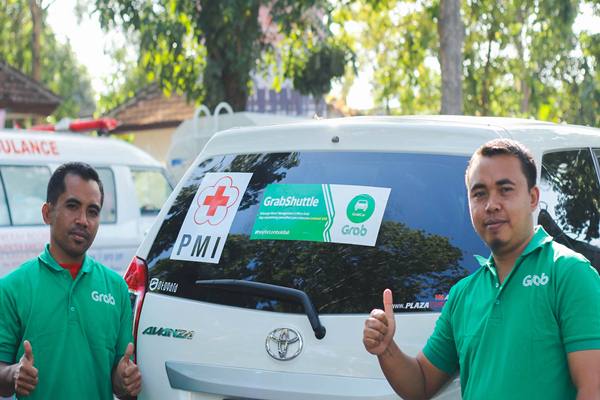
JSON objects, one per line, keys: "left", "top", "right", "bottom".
{"left": 75, "top": 209, "right": 89, "bottom": 227}
{"left": 485, "top": 193, "right": 501, "bottom": 212}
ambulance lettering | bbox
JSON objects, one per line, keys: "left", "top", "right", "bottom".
{"left": 0, "top": 139, "right": 59, "bottom": 156}
{"left": 170, "top": 173, "right": 253, "bottom": 264}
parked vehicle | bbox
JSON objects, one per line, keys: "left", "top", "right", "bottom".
{"left": 126, "top": 116, "right": 600, "bottom": 399}
{"left": 0, "top": 128, "right": 172, "bottom": 276}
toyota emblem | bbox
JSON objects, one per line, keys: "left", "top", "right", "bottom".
{"left": 265, "top": 328, "right": 303, "bottom": 361}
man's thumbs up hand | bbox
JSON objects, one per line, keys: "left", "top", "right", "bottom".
{"left": 114, "top": 343, "right": 142, "bottom": 397}
{"left": 363, "top": 289, "right": 397, "bottom": 356}
{"left": 119, "top": 342, "right": 134, "bottom": 366}
{"left": 14, "top": 340, "right": 38, "bottom": 396}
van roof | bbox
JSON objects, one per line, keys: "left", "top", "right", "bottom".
{"left": 200, "top": 115, "right": 600, "bottom": 160}
{"left": 0, "top": 129, "right": 161, "bottom": 167}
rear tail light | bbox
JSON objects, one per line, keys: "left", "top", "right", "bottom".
{"left": 123, "top": 256, "right": 148, "bottom": 356}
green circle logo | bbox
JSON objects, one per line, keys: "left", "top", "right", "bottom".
{"left": 347, "top": 194, "right": 375, "bottom": 223}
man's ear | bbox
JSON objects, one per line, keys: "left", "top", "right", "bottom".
{"left": 529, "top": 185, "right": 540, "bottom": 211}
{"left": 42, "top": 202, "right": 52, "bottom": 225}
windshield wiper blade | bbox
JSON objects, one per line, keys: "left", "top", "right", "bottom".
{"left": 195, "top": 279, "right": 326, "bottom": 339}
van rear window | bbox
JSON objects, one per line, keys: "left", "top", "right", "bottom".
{"left": 146, "top": 152, "right": 488, "bottom": 314}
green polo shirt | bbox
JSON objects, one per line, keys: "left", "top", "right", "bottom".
{"left": 0, "top": 245, "right": 133, "bottom": 399}
{"left": 423, "top": 226, "right": 600, "bottom": 400}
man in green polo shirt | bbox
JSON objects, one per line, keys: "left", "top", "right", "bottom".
{"left": 363, "top": 139, "right": 600, "bottom": 399}
{"left": 0, "top": 162, "right": 142, "bottom": 399}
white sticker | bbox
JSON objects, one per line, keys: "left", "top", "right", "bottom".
{"left": 170, "top": 173, "right": 253, "bottom": 264}
{"left": 328, "top": 184, "right": 391, "bottom": 246}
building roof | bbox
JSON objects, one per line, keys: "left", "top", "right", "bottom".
{"left": 0, "top": 61, "right": 61, "bottom": 116}
{"left": 105, "top": 84, "right": 196, "bottom": 133}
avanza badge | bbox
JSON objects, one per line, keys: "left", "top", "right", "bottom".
{"left": 170, "top": 172, "right": 252, "bottom": 264}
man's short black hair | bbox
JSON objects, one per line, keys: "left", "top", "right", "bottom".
{"left": 466, "top": 138, "right": 537, "bottom": 189}
{"left": 47, "top": 162, "right": 104, "bottom": 206}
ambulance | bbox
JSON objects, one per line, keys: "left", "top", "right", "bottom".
{"left": 0, "top": 128, "right": 172, "bottom": 276}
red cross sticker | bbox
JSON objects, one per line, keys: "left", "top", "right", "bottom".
{"left": 194, "top": 176, "right": 240, "bottom": 226}
{"left": 203, "top": 186, "right": 230, "bottom": 216}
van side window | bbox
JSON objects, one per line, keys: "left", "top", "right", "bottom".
{"left": 1, "top": 166, "right": 50, "bottom": 226}
{"left": 96, "top": 168, "right": 117, "bottom": 224}
{"left": 0, "top": 176, "right": 10, "bottom": 226}
{"left": 540, "top": 149, "right": 600, "bottom": 269}
{"left": 131, "top": 169, "right": 172, "bottom": 215}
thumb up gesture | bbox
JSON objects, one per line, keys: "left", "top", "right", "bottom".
{"left": 14, "top": 340, "right": 38, "bottom": 396}
{"left": 114, "top": 343, "right": 142, "bottom": 397}
{"left": 363, "top": 289, "right": 397, "bottom": 355}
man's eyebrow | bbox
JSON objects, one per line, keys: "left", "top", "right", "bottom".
{"left": 469, "top": 182, "right": 486, "bottom": 192}
{"left": 65, "top": 197, "right": 82, "bottom": 205}
{"left": 496, "top": 178, "right": 515, "bottom": 186}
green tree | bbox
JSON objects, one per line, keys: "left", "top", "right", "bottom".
{"left": 438, "top": 0, "right": 464, "bottom": 114}
{"left": 289, "top": 41, "right": 350, "bottom": 106}
{"left": 332, "top": 0, "right": 597, "bottom": 124}
{"left": 0, "top": 0, "right": 95, "bottom": 120}
{"left": 333, "top": 0, "right": 441, "bottom": 114}
{"left": 462, "top": 0, "right": 597, "bottom": 125}
{"left": 93, "top": 0, "right": 351, "bottom": 111}
{"left": 96, "top": 45, "right": 150, "bottom": 114}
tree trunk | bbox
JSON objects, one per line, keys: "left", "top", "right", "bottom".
{"left": 481, "top": 33, "right": 494, "bottom": 116}
{"left": 223, "top": 68, "right": 248, "bottom": 112}
{"left": 29, "top": 0, "right": 42, "bottom": 82}
{"left": 438, "top": 0, "right": 464, "bottom": 115}
{"left": 515, "top": 4, "right": 530, "bottom": 114}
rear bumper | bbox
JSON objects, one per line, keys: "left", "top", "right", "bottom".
{"left": 166, "top": 361, "right": 395, "bottom": 399}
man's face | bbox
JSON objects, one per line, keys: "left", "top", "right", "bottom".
{"left": 42, "top": 173, "right": 102, "bottom": 263}
{"left": 467, "top": 154, "right": 539, "bottom": 256}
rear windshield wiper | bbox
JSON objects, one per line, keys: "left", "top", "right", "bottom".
{"left": 195, "top": 279, "right": 326, "bottom": 339}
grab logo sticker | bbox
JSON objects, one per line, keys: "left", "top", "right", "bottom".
{"left": 170, "top": 173, "right": 252, "bottom": 264}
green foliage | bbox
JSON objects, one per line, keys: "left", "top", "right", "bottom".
{"left": 96, "top": 45, "right": 151, "bottom": 114}
{"left": 0, "top": 0, "right": 95, "bottom": 120}
{"left": 292, "top": 41, "right": 350, "bottom": 99}
{"left": 462, "top": 0, "right": 599, "bottom": 125}
{"left": 333, "top": 0, "right": 441, "bottom": 113}
{"left": 93, "top": 0, "right": 351, "bottom": 111}
{"left": 43, "top": 38, "right": 96, "bottom": 119}
{"left": 332, "top": 0, "right": 598, "bottom": 125}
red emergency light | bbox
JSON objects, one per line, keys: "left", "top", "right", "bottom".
{"left": 29, "top": 118, "right": 118, "bottom": 134}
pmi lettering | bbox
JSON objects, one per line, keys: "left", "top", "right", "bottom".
{"left": 176, "top": 234, "right": 221, "bottom": 260}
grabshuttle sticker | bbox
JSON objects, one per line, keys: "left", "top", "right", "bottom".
{"left": 251, "top": 184, "right": 390, "bottom": 246}
{"left": 170, "top": 173, "right": 252, "bottom": 264}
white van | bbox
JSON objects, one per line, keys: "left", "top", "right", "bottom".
{"left": 0, "top": 129, "right": 172, "bottom": 276}
{"left": 127, "top": 116, "right": 600, "bottom": 399}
